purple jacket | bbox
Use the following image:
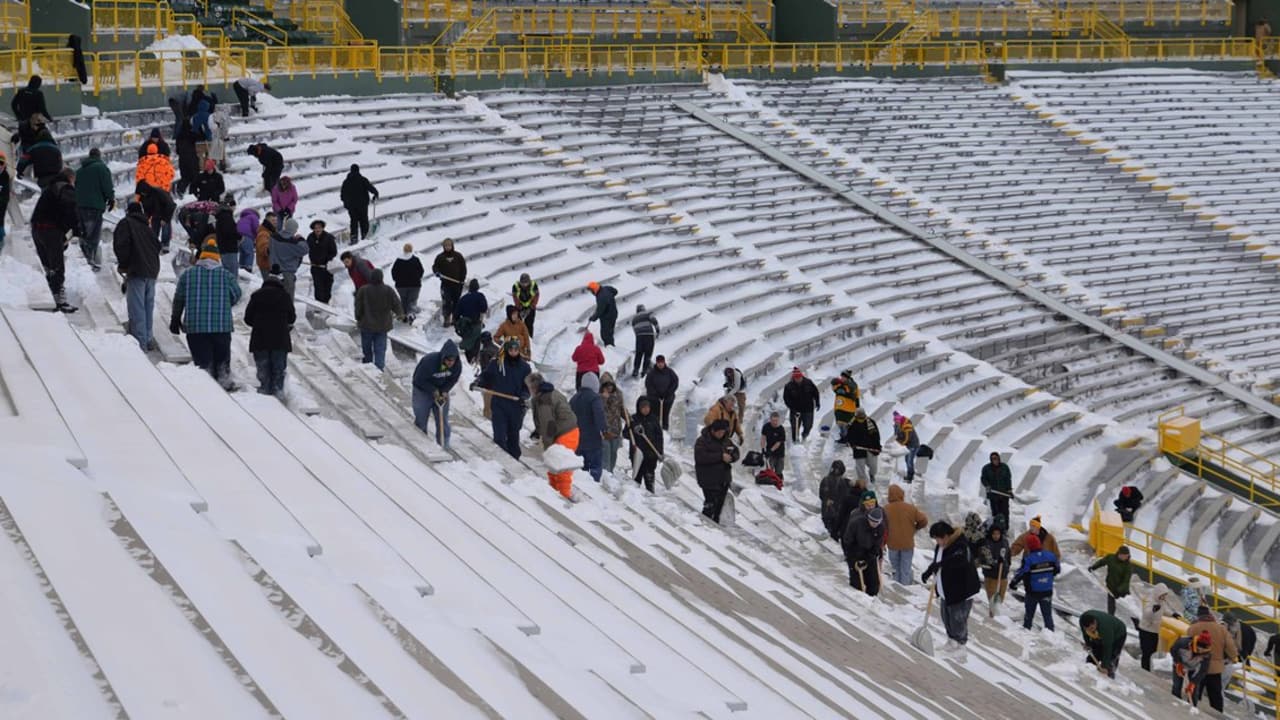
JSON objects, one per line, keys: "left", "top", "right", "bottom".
{"left": 236, "top": 208, "right": 260, "bottom": 240}
{"left": 270, "top": 179, "right": 298, "bottom": 216}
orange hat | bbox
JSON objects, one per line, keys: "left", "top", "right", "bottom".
{"left": 147, "top": 144, "right": 158, "bottom": 155}
{"left": 587, "top": 281, "right": 600, "bottom": 293}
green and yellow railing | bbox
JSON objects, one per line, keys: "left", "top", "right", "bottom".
{"left": 92, "top": 0, "right": 175, "bottom": 42}
{"left": 291, "top": 0, "right": 369, "bottom": 45}
{"left": 1158, "top": 406, "right": 1280, "bottom": 510}
{"left": 401, "top": 0, "right": 772, "bottom": 29}
{"left": 840, "top": 0, "right": 1229, "bottom": 28}
{"left": 0, "top": 0, "right": 28, "bottom": 49}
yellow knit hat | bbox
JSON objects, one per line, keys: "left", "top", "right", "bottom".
{"left": 198, "top": 240, "right": 221, "bottom": 262}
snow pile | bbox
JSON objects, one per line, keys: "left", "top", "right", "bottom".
{"left": 144, "top": 34, "right": 208, "bottom": 53}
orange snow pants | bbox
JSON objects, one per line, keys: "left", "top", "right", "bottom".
{"left": 549, "top": 428, "right": 579, "bottom": 499}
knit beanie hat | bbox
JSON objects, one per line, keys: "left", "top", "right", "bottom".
{"left": 1025, "top": 534, "right": 1042, "bottom": 552}
{"left": 866, "top": 506, "right": 884, "bottom": 528}
{"left": 1029, "top": 516, "right": 1042, "bottom": 532}
{"left": 791, "top": 366, "right": 803, "bottom": 379}
{"left": 860, "top": 490, "right": 877, "bottom": 506}
{"left": 197, "top": 240, "right": 220, "bottom": 261}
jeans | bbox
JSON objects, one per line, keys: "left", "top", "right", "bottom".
{"left": 150, "top": 216, "right": 172, "bottom": 250}
{"left": 77, "top": 207, "right": 104, "bottom": 267}
{"left": 904, "top": 445, "right": 918, "bottom": 482}
{"left": 633, "top": 334, "right": 654, "bottom": 377}
{"left": 413, "top": 388, "right": 451, "bottom": 447}
{"left": 398, "top": 286, "right": 421, "bottom": 317}
{"left": 888, "top": 548, "right": 913, "bottom": 585}
{"left": 125, "top": 277, "right": 156, "bottom": 351}
{"left": 603, "top": 436, "right": 621, "bottom": 473}
{"left": 253, "top": 350, "right": 288, "bottom": 395}
{"left": 187, "top": 332, "right": 232, "bottom": 384}
{"left": 580, "top": 446, "right": 603, "bottom": 483}
{"left": 282, "top": 273, "right": 297, "bottom": 300}
{"left": 360, "top": 330, "right": 388, "bottom": 370}
{"left": 490, "top": 400, "right": 524, "bottom": 460}
{"left": 0, "top": 225, "right": 6, "bottom": 254}
{"left": 221, "top": 253, "right": 240, "bottom": 277}
{"left": 312, "top": 266, "right": 334, "bottom": 303}
{"left": 789, "top": 410, "right": 813, "bottom": 441}
{"left": 238, "top": 236, "right": 255, "bottom": 270}
{"left": 1022, "top": 592, "right": 1055, "bottom": 631}
{"left": 347, "top": 206, "right": 369, "bottom": 241}
{"left": 941, "top": 598, "right": 974, "bottom": 644}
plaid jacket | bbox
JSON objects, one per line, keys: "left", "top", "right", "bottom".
{"left": 173, "top": 259, "right": 242, "bottom": 334}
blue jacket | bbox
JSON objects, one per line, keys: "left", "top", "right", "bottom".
{"left": 1012, "top": 549, "right": 1060, "bottom": 595}
{"left": 477, "top": 352, "right": 530, "bottom": 409}
{"left": 569, "top": 374, "right": 606, "bottom": 454}
{"left": 455, "top": 290, "right": 488, "bottom": 321}
{"left": 413, "top": 340, "right": 461, "bottom": 394}
{"left": 191, "top": 100, "right": 212, "bottom": 141}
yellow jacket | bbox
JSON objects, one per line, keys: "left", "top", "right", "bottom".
{"left": 703, "top": 399, "right": 743, "bottom": 440}
{"left": 833, "top": 379, "right": 860, "bottom": 417}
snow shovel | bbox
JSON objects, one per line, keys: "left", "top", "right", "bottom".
{"left": 476, "top": 388, "right": 520, "bottom": 401}
{"left": 989, "top": 561, "right": 1006, "bottom": 618}
{"left": 912, "top": 585, "right": 937, "bottom": 657}
{"left": 636, "top": 430, "right": 681, "bottom": 489}
{"left": 368, "top": 199, "right": 379, "bottom": 237}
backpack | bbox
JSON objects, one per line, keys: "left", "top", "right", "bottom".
{"left": 742, "top": 450, "right": 764, "bottom": 467}
{"left": 755, "top": 467, "right": 782, "bottom": 490}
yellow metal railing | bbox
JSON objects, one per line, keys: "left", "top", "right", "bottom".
{"left": 93, "top": 0, "right": 173, "bottom": 42}
{"left": 0, "top": 48, "right": 72, "bottom": 89}
{"left": 91, "top": 46, "right": 242, "bottom": 96}
{"left": 232, "top": 7, "right": 289, "bottom": 45}
{"left": 293, "top": 0, "right": 368, "bottom": 44}
{"left": 497, "top": 6, "right": 741, "bottom": 40}
{"left": 402, "top": 0, "right": 773, "bottom": 29}
{"left": 0, "top": 1, "right": 28, "bottom": 49}
{"left": 994, "top": 36, "right": 1255, "bottom": 63}
{"left": 1158, "top": 406, "right": 1280, "bottom": 510}
{"left": 839, "top": 0, "right": 1229, "bottom": 29}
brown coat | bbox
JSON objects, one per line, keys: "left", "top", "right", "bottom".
{"left": 255, "top": 224, "right": 273, "bottom": 271}
{"left": 495, "top": 317, "right": 532, "bottom": 359}
{"left": 703, "top": 398, "right": 743, "bottom": 441}
{"left": 883, "top": 484, "right": 927, "bottom": 551}
{"left": 1010, "top": 528, "right": 1060, "bottom": 560}
{"left": 1187, "top": 618, "right": 1238, "bottom": 674}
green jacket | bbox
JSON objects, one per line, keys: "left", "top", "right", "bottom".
{"left": 75, "top": 156, "right": 114, "bottom": 211}
{"left": 1089, "top": 552, "right": 1133, "bottom": 598}
{"left": 1079, "top": 610, "right": 1127, "bottom": 667}
{"left": 981, "top": 462, "right": 1012, "bottom": 495}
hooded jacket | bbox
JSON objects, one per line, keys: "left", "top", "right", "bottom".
{"left": 135, "top": 180, "right": 175, "bottom": 222}
{"left": 75, "top": 155, "right": 114, "bottom": 211}
{"left": 532, "top": 383, "right": 578, "bottom": 448}
{"left": 600, "top": 374, "right": 627, "bottom": 436}
{"left": 570, "top": 372, "right": 606, "bottom": 454}
{"left": 495, "top": 310, "right": 532, "bottom": 359}
{"left": 693, "top": 424, "right": 735, "bottom": 491}
{"left": 392, "top": 253, "right": 425, "bottom": 288}
{"left": 136, "top": 144, "right": 175, "bottom": 191}
{"left": 783, "top": 376, "right": 820, "bottom": 413}
{"left": 1139, "top": 584, "right": 1180, "bottom": 633}
{"left": 455, "top": 284, "right": 488, "bottom": 321}
{"left": 432, "top": 248, "right": 467, "bottom": 285}
{"left": 354, "top": 270, "right": 403, "bottom": 332}
{"left": 270, "top": 177, "right": 298, "bottom": 216}
{"left": 703, "top": 398, "right": 743, "bottom": 441}
{"left": 976, "top": 527, "right": 1010, "bottom": 581}
{"left": 832, "top": 377, "right": 861, "bottom": 418}
{"left": 1011, "top": 527, "right": 1061, "bottom": 560}
{"left": 819, "top": 463, "right": 861, "bottom": 540}
{"left": 841, "top": 505, "right": 886, "bottom": 563}
{"left": 191, "top": 99, "right": 212, "bottom": 141}
{"left": 269, "top": 223, "right": 308, "bottom": 274}
{"left": 572, "top": 332, "right": 605, "bottom": 374}
{"left": 884, "top": 484, "right": 927, "bottom": 551}
{"left": 237, "top": 208, "right": 260, "bottom": 241}
{"left": 31, "top": 177, "right": 77, "bottom": 231}
{"left": 11, "top": 76, "right": 48, "bottom": 122}
{"left": 340, "top": 166, "right": 378, "bottom": 210}
{"left": 244, "top": 276, "right": 296, "bottom": 353}
{"left": 112, "top": 209, "right": 160, "bottom": 279}
{"left": 629, "top": 397, "right": 663, "bottom": 458}
{"left": 412, "top": 340, "right": 462, "bottom": 395}
{"left": 251, "top": 143, "right": 284, "bottom": 176}
{"left": 1011, "top": 545, "right": 1060, "bottom": 596}
{"left": 255, "top": 219, "right": 276, "bottom": 272}
{"left": 477, "top": 351, "right": 531, "bottom": 411}
{"left": 644, "top": 363, "right": 679, "bottom": 399}
{"left": 23, "top": 130, "right": 62, "bottom": 184}
{"left": 1080, "top": 611, "right": 1128, "bottom": 669}
{"left": 1186, "top": 615, "right": 1238, "bottom": 675}
{"left": 631, "top": 307, "right": 659, "bottom": 337}
{"left": 588, "top": 285, "right": 618, "bottom": 322}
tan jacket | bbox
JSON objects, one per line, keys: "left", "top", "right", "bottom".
{"left": 255, "top": 224, "right": 273, "bottom": 271}
{"left": 1010, "top": 528, "right": 1060, "bottom": 560}
{"left": 703, "top": 399, "right": 743, "bottom": 441}
{"left": 1187, "top": 618, "right": 1238, "bottom": 674}
{"left": 495, "top": 317, "right": 532, "bottom": 359}
{"left": 883, "top": 484, "right": 927, "bottom": 551}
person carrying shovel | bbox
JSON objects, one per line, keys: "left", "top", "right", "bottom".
{"left": 531, "top": 379, "right": 580, "bottom": 499}
{"left": 1009, "top": 533, "right": 1060, "bottom": 632}
{"left": 628, "top": 396, "right": 664, "bottom": 493}
{"left": 980, "top": 452, "right": 1013, "bottom": 528}
{"left": 412, "top": 339, "right": 461, "bottom": 451}
{"left": 473, "top": 338, "right": 531, "bottom": 459}
{"left": 977, "top": 523, "right": 1010, "bottom": 618}
{"left": 432, "top": 237, "right": 467, "bottom": 328}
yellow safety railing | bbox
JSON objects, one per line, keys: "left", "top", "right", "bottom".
{"left": 1262, "top": 37, "right": 1280, "bottom": 59}
{"left": 1158, "top": 406, "right": 1280, "bottom": 510}
{"left": 1089, "top": 11, "right": 1128, "bottom": 39}
{"left": 402, "top": 0, "right": 773, "bottom": 29}
{"left": 91, "top": 46, "right": 243, "bottom": 96}
{"left": 293, "top": 0, "right": 368, "bottom": 44}
{"left": 0, "top": 48, "right": 72, "bottom": 89}
{"left": 93, "top": 0, "right": 173, "bottom": 42}
{"left": 255, "top": 44, "right": 381, "bottom": 78}
{"left": 0, "top": 1, "right": 28, "bottom": 49}
{"left": 498, "top": 6, "right": 741, "bottom": 40}
{"left": 993, "top": 36, "right": 1256, "bottom": 63}
{"left": 736, "top": 12, "right": 771, "bottom": 44}
{"left": 839, "top": 0, "right": 1229, "bottom": 28}
{"left": 1233, "top": 655, "right": 1280, "bottom": 719}
{"left": 712, "top": 40, "right": 983, "bottom": 70}
{"left": 231, "top": 7, "right": 289, "bottom": 46}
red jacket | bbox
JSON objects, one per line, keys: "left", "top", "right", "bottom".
{"left": 572, "top": 331, "right": 605, "bottom": 374}
{"left": 347, "top": 258, "right": 375, "bottom": 290}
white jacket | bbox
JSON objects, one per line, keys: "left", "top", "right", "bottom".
{"left": 1139, "top": 583, "right": 1180, "bottom": 633}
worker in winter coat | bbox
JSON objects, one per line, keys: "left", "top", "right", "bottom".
{"left": 631, "top": 304, "right": 659, "bottom": 378}
{"left": 174, "top": 125, "right": 199, "bottom": 197}
{"left": 599, "top": 374, "right": 627, "bottom": 474}
{"left": 391, "top": 243, "right": 425, "bottom": 320}
{"left": 113, "top": 201, "right": 161, "bottom": 351}
{"left": 644, "top": 355, "right": 678, "bottom": 430}
{"left": 1010, "top": 533, "right": 1060, "bottom": 631}
{"left": 570, "top": 372, "right": 607, "bottom": 484}
{"left": 244, "top": 267, "right": 295, "bottom": 396}
{"left": 247, "top": 142, "right": 284, "bottom": 193}
{"left": 305, "top": 219, "right": 337, "bottom": 303}
{"left": 353, "top": 269, "right": 404, "bottom": 370}
{"left": 1080, "top": 610, "right": 1128, "bottom": 678}
{"left": 170, "top": 239, "right": 242, "bottom": 387}
{"left": 340, "top": 164, "right": 378, "bottom": 241}
{"left": 1114, "top": 485, "right": 1144, "bottom": 523}
{"left": 1089, "top": 546, "right": 1133, "bottom": 615}
{"left": 432, "top": 238, "right": 467, "bottom": 327}
{"left": 133, "top": 179, "right": 175, "bottom": 252}
{"left": 1182, "top": 576, "right": 1208, "bottom": 621}
{"left": 193, "top": 159, "right": 225, "bottom": 203}
{"left": 511, "top": 273, "right": 539, "bottom": 337}
{"left": 270, "top": 176, "right": 298, "bottom": 218}
{"left": 704, "top": 394, "right": 744, "bottom": 445}
{"left": 819, "top": 461, "right": 862, "bottom": 541}
{"left": 341, "top": 250, "right": 375, "bottom": 294}
{"left": 1138, "top": 584, "right": 1180, "bottom": 671}
{"left": 74, "top": 147, "right": 114, "bottom": 271}
{"left": 694, "top": 419, "right": 737, "bottom": 524}
{"left": 723, "top": 367, "right": 747, "bottom": 422}
{"left": 1186, "top": 609, "right": 1238, "bottom": 711}
{"left": 213, "top": 194, "right": 241, "bottom": 277}
{"left": 10, "top": 75, "right": 48, "bottom": 123}
{"left": 1225, "top": 615, "right": 1257, "bottom": 669}
{"left": 31, "top": 168, "right": 80, "bottom": 313}
{"left": 922, "top": 522, "right": 982, "bottom": 647}
{"left": 760, "top": 411, "right": 786, "bottom": 476}
{"left": 831, "top": 371, "right": 861, "bottom": 439}
{"left": 980, "top": 451, "right": 1013, "bottom": 528}
{"left": 842, "top": 491, "right": 886, "bottom": 597}
{"left": 845, "top": 408, "right": 880, "bottom": 485}
{"left": 893, "top": 411, "right": 920, "bottom": 483}
{"left": 475, "top": 339, "right": 532, "bottom": 461}
{"left": 495, "top": 305, "right": 532, "bottom": 360}
{"left": 571, "top": 331, "right": 605, "bottom": 389}
{"left": 628, "top": 396, "right": 663, "bottom": 493}
{"left": 232, "top": 76, "right": 268, "bottom": 117}
{"left": 586, "top": 281, "right": 619, "bottom": 346}
{"left": 412, "top": 339, "right": 461, "bottom": 448}
{"left": 268, "top": 217, "right": 308, "bottom": 299}
{"left": 136, "top": 143, "right": 174, "bottom": 193}
{"left": 977, "top": 524, "right": 1010, "bottom": 611}
{"left": 454, "top": 279, "right": 488, "bottom": 363}
{"left": 1172, "top": 632, "right": 1213, "bottom": 704}
{"left": 884, "top": 483, "right": 927, "bottom": 585}
{"left": 531, "top": 380, "right": 578, "bottom": 498}
{"left": 782, "top": 367, "right": 820, "bottom": 442}
{"left": 254, "top": 212, "right": 276, "bottom": 278}
{"left": 1010, "top": 516, "right": 1061, "bottom": 561}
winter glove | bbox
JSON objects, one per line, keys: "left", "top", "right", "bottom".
{"left": 108, "top": 199, "right": 116, "bottom": 212}
{"left": 468, "top": 381, "right": 479, "bottom": 391}
{"left": 169, "top": 317, "right": 182, "bottom": 335}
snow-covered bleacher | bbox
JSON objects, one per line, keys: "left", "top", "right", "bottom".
{"left": 3, "top": 70, "right": 1279, "bottom": 716}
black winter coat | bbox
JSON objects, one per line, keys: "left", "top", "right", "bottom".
{"left": 136, "top": 182, "right": 175, "bottom": 222}
{"left": 11, "top": 82, "right": 48, "bottom": 122}
{"left": 841, "top": 507, "right": 886, "bottom": 563}
{"left": 644, "top": 365, "right": 679, "bottom": 399}
{"left": 0, "top": 168, "right": 11, "bottom": 217}
{"left": 819, "top": 472, "right": 860, "bottom": 541}
{"left": 340, "top": 169, "right": 378, "bottom": 210}
{"left": 307, "top": 231, "right": 337, "bottom": 266}
{"left": 783, "top": 377, "right": 820, "bottom": 413}
{"left": 244, "top": 278, "right": 296, "bottom": 353}
{"left": 846, "top": 417, "right": 881, "bottom": 457}
{"left": 138, "top": 136, "right": 170, "bottom": 158}
{"left": 761, "top": 422, "right": 786, "bottom": 457}
{"left": 694, "top": 426, "right": 735, "bottom": 490}
{"left": 629, "top": 403, "right": 664, "bottom": 458}
{"left": 432, "top": 250, "right": 466, "bottom": 285}
{"left": 192, "top": 171, "right": 225, "bottom": 202}
{"left": 31, "top": 178, "right": 77, "bottom": 232}
{"left": 923, "top": 537, "right": 982, "bottom": 605}
{"left": 68, "top": 35, "right": 87, "bottom": 84}
{"left": 253, "top": 144, "right": 283, "bottom": 175}
{"left": 392, "top": 255, "right": 425, "bottom": 288}
{"left": 112, "top": 211, "right": 160, "bottom": 279}
{"left": 214, "top": 207, "right": 240, "bottom": 254}
{"left": 175, "top": 130, "right": 199, "bottom": 184}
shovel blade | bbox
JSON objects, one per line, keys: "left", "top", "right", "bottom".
{"left": 660, "top": 458, "right": 681, "bottom": 489}
{"left": 911, "top": 626, "right": 934, "bottom": 656}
